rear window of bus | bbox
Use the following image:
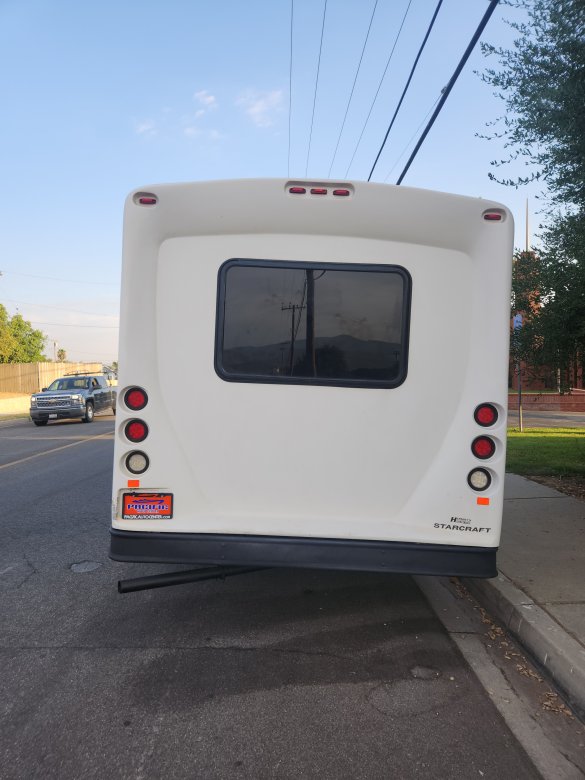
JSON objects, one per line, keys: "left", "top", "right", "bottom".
{"left": 215, "top": 259, "right": 411, "bottom": 388}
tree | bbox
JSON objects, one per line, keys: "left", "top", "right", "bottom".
{"left": 480, "top": 0, "right": 585, "bottom": 210}
{"left": 480, "top": 0, "right": 585, "bottom": 388}
{"left": 57, "top": 348, "right": 67, "bottom": 361}
{"left": 0, "top": 304, "right": 46, "bottom": 363}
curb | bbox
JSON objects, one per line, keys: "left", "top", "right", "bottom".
{"left": 464, "top": 572, "right": 585, "bottom": 716}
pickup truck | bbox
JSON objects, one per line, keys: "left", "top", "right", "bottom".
{"left": 30, "top": 374, "right": 117, "bottom": 426}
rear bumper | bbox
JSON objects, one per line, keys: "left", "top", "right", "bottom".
{"left": 110, "top": 530, "right": 498, "bottom": 578}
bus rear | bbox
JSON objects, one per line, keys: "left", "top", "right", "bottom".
{"left": 111, "top": 179, "right": 513, "bottom": 578}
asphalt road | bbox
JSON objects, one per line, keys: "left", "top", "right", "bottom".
{"left": 0, "top": 416, "right": 542, "bottom": 779}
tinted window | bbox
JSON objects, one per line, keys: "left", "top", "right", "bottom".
{"left": 216, "top": 260, "right": 410, "bottom": 388}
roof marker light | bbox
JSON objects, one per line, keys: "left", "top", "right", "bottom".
{"left": 136, "top": 195, "right": 157, "bottom": 206}
{"left": 289, "top": 187, "right": 306, "bottom": 194}
{"left": 333, "top": 189, "right": 350, "bottom": 197}
{"left": 483, "top": 211, "right": 502, "bottom": 221}
{"left": 310, "top": 188, "right": 327, "bottom": 195}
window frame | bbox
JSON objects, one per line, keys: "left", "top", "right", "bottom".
{"left": 215, "top": 258, "right": 411, "bottom": 389}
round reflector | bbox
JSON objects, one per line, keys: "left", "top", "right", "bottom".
{"left": 474, "top": 403, "right": 498, "bottom": 427}
{"left": 125, "top": 451, "right": 149, "bottom": 474}
{"left": 468, "top": 468, "right": 492, "bottom": 492}
{"left": 472, "top": 436, "right": 496, "bottom": 459}
{"left": 124, "top": 387, "right": 148, "bottom": 411}
{"left": 124, "top": 419, "right": 148, "bottom": 443}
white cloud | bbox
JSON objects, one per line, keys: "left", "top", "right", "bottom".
{"left": 193, "top": 89, "right": 218, "bottom": 111}
{"left": 184, "top": 126, "right": 225, "bottom": 142}
{"left": 236, "top": 89, "right": 283, "bottom": 128}
{"left": 135, "top": 120, "right": 157, "bottom": 137}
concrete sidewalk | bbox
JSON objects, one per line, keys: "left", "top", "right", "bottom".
{"left": 465, "top": 474, "right": 585, "bottom": 715}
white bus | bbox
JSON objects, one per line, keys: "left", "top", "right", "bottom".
{"left": 111, "top": 179, "right": 513, "bottom": 582}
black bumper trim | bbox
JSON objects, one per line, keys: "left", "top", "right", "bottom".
{"left": 110, "top": 530, "right": 497, "bottom": 578}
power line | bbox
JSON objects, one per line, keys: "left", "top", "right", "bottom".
{"left": 383, "top": 93, "right": 442, "bottom": 182}
{"left": 368, "top": 0, "right": 444, "bottom": 181}
{"left": 305, "top": 0, "right": 328, "bottom": 177}
{"left": 344, "top": 0, "right": 413, "bottom": 178}
{"left": 30, "top": 321, "right": 119, "bottom": 329}
{"left": 396, "top": 0, "right": 500, "bottom": 185}
{"left": 327, "top": 0, "right": 379, "bottom": 178}
{"left": 0, "top": 269, "right": 116, "bottom": 286}
{"left": 3, "top": 298, "right": 118, "bottom": 319}
{"left": 287, "top": 0, "right": 294, "bottom": 177}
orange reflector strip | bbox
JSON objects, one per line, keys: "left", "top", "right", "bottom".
{"left": 128, "top": 479, "right": 140, "bottom": 488}
{"left": 477, "top": 497, "right": 490, "bottom": 506}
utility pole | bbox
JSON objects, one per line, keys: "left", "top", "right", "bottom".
{"left": 305, "top": 270, "right": 316, "bottom": 377}
{"left": 281, "top": 301, "right": 305, "bottom": 375}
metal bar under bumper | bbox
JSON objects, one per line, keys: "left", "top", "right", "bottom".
{"left": 110, "top": 530, "right": 497, "bottom": 578}
{"left": 118, "top": 565, "right": 266, "bottom": 594}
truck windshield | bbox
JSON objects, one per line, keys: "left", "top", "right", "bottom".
{"left": 47, "top": 378, "right": 90, "bottom": 391}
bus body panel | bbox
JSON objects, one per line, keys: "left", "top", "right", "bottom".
{"left": 112, "top": 179, "right": 513, "bottom": 576}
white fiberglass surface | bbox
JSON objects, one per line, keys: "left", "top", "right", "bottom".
{"left": 130, "top": 233, "right": 486, "bottom": 542}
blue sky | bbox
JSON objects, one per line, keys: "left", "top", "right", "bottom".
{"left": 0, "top": 0, "right": 540, "bottom": 363}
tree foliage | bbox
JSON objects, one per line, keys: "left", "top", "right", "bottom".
{"left": 480, "top": 0, "right": 585, "bottom": 389}
{"left": 480, "top": 0, "right": 585, "bottom": 208}
{"left": 0, "top": 304, "right": 46, "bottom": 363}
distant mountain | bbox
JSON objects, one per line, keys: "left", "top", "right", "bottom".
{"left": 223, "top": 334, "right": 402, "bottom": 380}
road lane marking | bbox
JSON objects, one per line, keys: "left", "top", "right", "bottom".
{"left": 0, "top": 436, "right": 110, "bottom": 441}
{"left": 0, "top": 431, "right": 113, "bottom": 471}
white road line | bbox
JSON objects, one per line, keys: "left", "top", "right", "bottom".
{"left": 0, "top": 431, "right": 113, "bottom": 471}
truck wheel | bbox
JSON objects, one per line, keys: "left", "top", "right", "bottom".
{"left": 33, "top": 420, "right": 48, "bottom": 427}
{"left": 82, "top": 402, "right": 94, "bottom": 423}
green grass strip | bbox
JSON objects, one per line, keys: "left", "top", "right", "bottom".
{"left": 506, "top": 427, "right": 585, "bottom": 476}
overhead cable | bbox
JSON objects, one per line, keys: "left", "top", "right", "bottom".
{"left": 305, "top": 0, "right": 328, "bottom": 176}
{"left": 327, "top": 0, "right": 379, "bottom": 177}
{"left": 368, "top": 0, "right": 444, "bottom": 181}
{"left": 396, "top": 0, "right": 500, "bottom": 184}
{"left": 383, "top": 94, "right": 441, "bottom": 182}
{"left": 0, "top": 269, "right": 115, "bottom": 286}
{"left": 287, "top": 0, "right": 294, "bottom": 176}
{"left": 344, "top": 0, "right": 413, "bottom": 178}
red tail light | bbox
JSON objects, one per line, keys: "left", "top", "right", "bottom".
{"left": 472, "top": 436, "right": 495, "bottom": 460}
{"left": 125, "top": 419, "right": 149, "bottom": 443}
{"left": 124, "top": 387, "right": 148, "bottom": 411}
{"left": 474, "top": 403, "right": 498, "bottom": 427}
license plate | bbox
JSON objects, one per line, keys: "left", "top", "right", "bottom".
{"left": 49, "top": 414, "right": 57, "bottom": 419}
{"left": 122, "top": 492, "right": 173, "bottom": 520}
